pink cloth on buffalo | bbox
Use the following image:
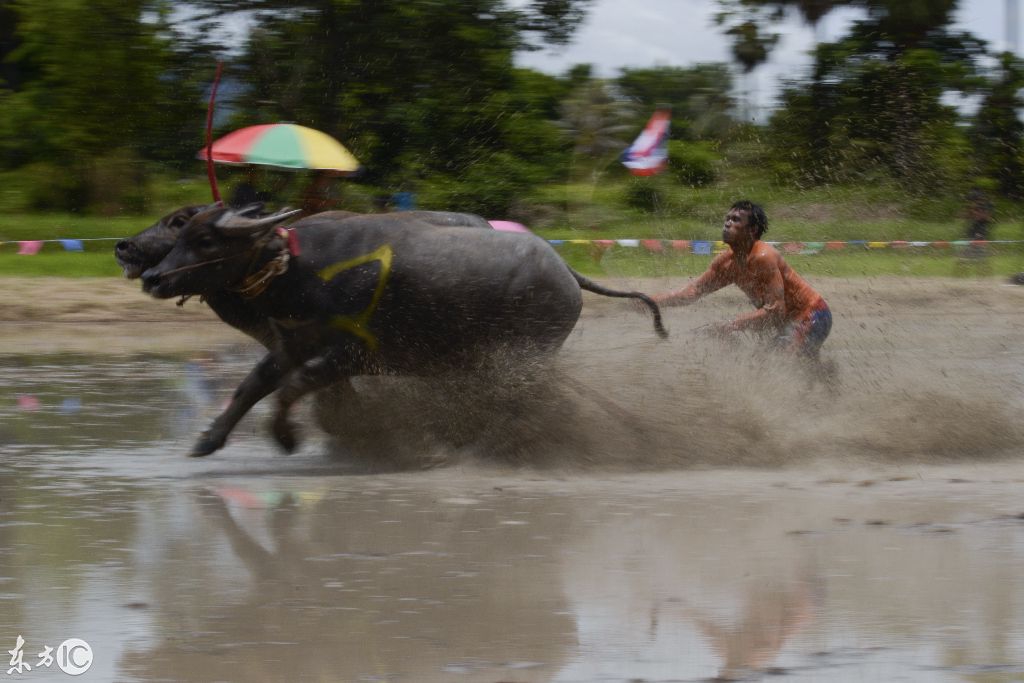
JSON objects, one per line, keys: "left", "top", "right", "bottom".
{"left": 488, "top": 220, "right": 531, "bottom": 233}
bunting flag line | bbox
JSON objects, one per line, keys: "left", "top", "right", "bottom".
{"left": 621, "top": 109, "right": 671, "bottom": 176}
{"left": 551, "top": 238, "right": 1021, "bottom": 258}
{"left": 17, "top": 241, "right": 43, "bottom": 255}
{"left": 1, "top": 235, "right": 1021, "bottom": 257}
{"left": 0, "top": 236, "right": 124, "bottom": 254}
{"left": 547, "top": 238, "right": 1020, "bottom": 255}
{"left": 16, "top": 394, "right": 41, "bottom": 411}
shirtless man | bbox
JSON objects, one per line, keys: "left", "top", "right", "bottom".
{"left": 652, "top": 200, "right": 832, "bottom": 358}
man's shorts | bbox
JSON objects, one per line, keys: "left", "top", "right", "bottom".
{"left": 775, "top": 298, "right": 832, "bottom": 357}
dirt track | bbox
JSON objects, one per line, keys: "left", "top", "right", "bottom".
{"left": 9, "top": 274, "right": 1017, "bottom": 469}
{"left": 313, "top": 273, "right": 1024, "bottom": 470}
{"left": 0, "top": 277, "right": 240, "bottom": 354}
{"left": 4, "top": 275, "right": 1024, "bottom": 681}
{"left": 2, "top": 274, "right": 1023, "bottom": 385}
{"left": 1, "top": 277, "right": 222, "bottom": 324}
{"left": 6, "top": 274, "right": 1022, "bottom": 323}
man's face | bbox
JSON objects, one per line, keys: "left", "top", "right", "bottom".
{"left": 722, "top": 208, "right": 752, "bottom": 245}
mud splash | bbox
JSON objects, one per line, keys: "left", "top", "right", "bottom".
{"left": 4, "top": 276, "right": 1020, "bottom": 470}
{"left": 314, "top": 277, "right": 1024, "bottom": 470}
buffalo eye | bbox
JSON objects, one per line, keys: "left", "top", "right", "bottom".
{"left": 194, "top": 235, "right": 216, "bottom": 250}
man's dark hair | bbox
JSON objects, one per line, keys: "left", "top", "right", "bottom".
{"left": 731, "top": 200, "right": 768, "bottom": 238}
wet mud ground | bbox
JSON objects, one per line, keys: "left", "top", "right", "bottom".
{"left": 2, "top": 276, "right": 1024, "bottom": 681}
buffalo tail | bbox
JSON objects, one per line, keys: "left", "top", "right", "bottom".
{"left": 569, "top": 269, "right": 668, "bottom": 339}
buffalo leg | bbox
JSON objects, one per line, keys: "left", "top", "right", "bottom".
{"left": 191, "top": 352, "right": 295, "bottom": 457}
{"left": 269, "top": 352, "right": 352, "bottom": 453}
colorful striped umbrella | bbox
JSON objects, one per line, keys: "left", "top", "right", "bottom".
{"left": 198, "top": 123, "right": 360, "bottom": 172}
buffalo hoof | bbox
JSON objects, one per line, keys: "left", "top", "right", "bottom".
{"left": 189, "top": 431, "right": 225, "bottom": 458}
{"left": 271, "top": 416, "right": 299, "bottom": 454}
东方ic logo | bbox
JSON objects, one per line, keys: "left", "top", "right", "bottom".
{"left": 55, "top": 638, "right": 93, "bottom": 675}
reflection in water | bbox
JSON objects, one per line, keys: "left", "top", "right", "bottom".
{"left": 117, "top": 483, "right": 577, "bottom": 682}
{"left": 0, "top": 350, "right": 250, "bottom": 453}
{"left": 4, "top": 462, "right": 1024, "bottom": 681}
{"left": 678, "top": 567, "right": 819, "bottom": 680}
{"left": 3, "top": 355, "right": 1024, "bottom": 680}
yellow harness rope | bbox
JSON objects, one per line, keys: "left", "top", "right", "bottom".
{"left": 316, "top": 244, "right": 394, "bottom": 351}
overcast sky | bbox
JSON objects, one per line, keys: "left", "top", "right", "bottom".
{"left": 515, "top": 0, "right": 1015, "bottom": 116}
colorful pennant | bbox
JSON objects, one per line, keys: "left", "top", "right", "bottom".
{"left": 1, "top": 236, "right": 1020, "bottom": 259}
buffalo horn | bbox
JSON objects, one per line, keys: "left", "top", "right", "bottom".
{"left": 215, "top": 208, "right": 302, "bottom": 234}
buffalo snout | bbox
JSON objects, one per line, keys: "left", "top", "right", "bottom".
{"left": 114, "top": 239, "right": 146, "bottom": 278}
{"left": 140, "top": 268, "right": 164, "bottom": 295}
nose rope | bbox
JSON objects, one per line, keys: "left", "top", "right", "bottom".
{"left": 158, "top": 253, "right": 245, "bottom": 308}
{"left": 230, "top": 228, "right": 292, "bottom": 298}
{"left": 154, "top": 253, "right": 239, "bottom": 278}
{"left": 232, "top": 248, "right": 290, "bottom": 298}
{"left": 154, "top": 230, "right": 290, "bottom": 305}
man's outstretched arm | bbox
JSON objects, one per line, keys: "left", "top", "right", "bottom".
{"left": 653, "top": 254, "right": 731, "bottom": 307}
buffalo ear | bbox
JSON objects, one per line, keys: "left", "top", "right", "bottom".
{"left": 214, "top": 207, "right": 302, "bottom": 235}
{"left": 169, "top": 204, "right": 206, "bottom": 227}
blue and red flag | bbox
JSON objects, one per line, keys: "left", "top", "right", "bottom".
{"left": 621, "top": 109, "right": 670, "bottom": 176}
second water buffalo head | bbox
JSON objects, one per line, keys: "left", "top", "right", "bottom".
{"left": 140, "top": 205, "right": 299, "bottom": 300}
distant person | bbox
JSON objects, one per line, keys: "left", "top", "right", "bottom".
{"left": 298, "top": 170, "right": 342, "bottom": 217}
{"left": 959, "top": 187, "right": 994, "bottom": 273}
{"left": 964, "top": 187, "right": 994, "bottom": 241}
{"left": 648, "top": 200, "right": 832, "bottom": 359}
{"left": 391, "top": 191, "right": 416, "bottom": 211}
{"left": 229, "top": 166, "right": 268, "bottom": 209}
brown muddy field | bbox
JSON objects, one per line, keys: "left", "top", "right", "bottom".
{"left": 4, "top": 274, "right": 1023, "bottom": 468}
{"left": 2, "top": 274, "right": 1024, "bottom": 681}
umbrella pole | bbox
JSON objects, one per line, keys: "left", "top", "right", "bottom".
{"left": 205, "top": 61, "right": 224, "bottom": 204}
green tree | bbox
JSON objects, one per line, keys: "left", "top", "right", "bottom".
{"left": 725, "top": 19, "right": 779, "bottom": 74}
{"left": 784, "top": 0, "right": 847, "bottom": 26}
{"left": 714, "top": 2, "right": 784, "bottom": 121}
{"left": 0, "top": 0, "right": 198, "bottom": 210}
{"left": 1, "top": 0, "right": 173, "bottom": 160}
{"left": 417, "top": 67, "right": 573, "bottom": 215}
{"left": 616, "top": 64, "right": 735, "bottom": 140}
{"left": 751, "top": 0, "right": 985, "bottom": 187}
{"left": 714, "top": 1, "right": 786, "bottom": 73}
{"left": 1, "top": 0, "right": 592, "bottom": 214}
{"left": 971, "top": 53, "right": 1024, "bottom": 199}
{"left": 558, "top": 78, "right": 635, "bottom": 185}
{"left": 182, "top": 0, "right": 592, "bottom": 196}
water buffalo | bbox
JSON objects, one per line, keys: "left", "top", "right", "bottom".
{"left": 116, "top": 205, "right": 492, "bottom": 347}
{"left": 114, "top": 204, "right": 566, "bottom": 453}
{"left": 134, "top": 206, "right": 667, "bottom": 457}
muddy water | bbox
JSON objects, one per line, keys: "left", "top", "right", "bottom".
{"left": 2, "top": 277, "right": 1024, "bottom": 682}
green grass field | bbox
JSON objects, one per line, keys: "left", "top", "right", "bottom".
{"left": 2, "top": 171, "right": 1023, "bottom": 278}
{"left": 4, "top": 235, "right": 1022, "bottom": 279}
{"left": 554, "top": 241, "right": 1024, "bottom": 278}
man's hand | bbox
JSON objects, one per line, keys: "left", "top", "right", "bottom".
{"left": 697, "top": 321, "right": 739, "bottom": 340}
{"left": 712, "top": 320, "right": 739, "bottom": 337}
